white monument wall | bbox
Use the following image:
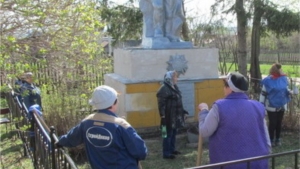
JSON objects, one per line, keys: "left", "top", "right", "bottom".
{"left": 113, "top": 48, "right": 219, "bottom": 82}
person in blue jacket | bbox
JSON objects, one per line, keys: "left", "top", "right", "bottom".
{"left": 20, "top": 72, "right": 42, "bottom": 110}
{"left": 56, "top": 85, "right": 148, "bottom": 169}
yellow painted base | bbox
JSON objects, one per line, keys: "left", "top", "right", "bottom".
{"left": 124, "top": 79, "right": 224, "bottom": 128}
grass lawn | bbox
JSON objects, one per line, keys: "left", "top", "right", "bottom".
{"left": 259, "top": 64, "right": 300, "bottom": 77}
{"left": 0, "top": 130, "right": 33, "bottom": 169}
{"left": 222, "top": 63, "right": 300, "bottom": 77}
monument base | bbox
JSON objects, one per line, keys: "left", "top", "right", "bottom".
{"left": 141, "top": 37, "right": 193, "bottom": 49}
{"left": 105, "top": 47, "right": 224, "bottom": 131}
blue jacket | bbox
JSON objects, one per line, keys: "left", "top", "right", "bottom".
{"left": 20, "top": 82, "right": 42, "bottom": 110}
{"left": 58, "top": 110, "right": 147, "bottom": 169}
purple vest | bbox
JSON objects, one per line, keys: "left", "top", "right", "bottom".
{"left": 209, "top": 92, "right": 269, "bottom": 169}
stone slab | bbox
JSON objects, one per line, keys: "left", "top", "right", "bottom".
{"left": 177, "top": 82, "right": 195, "bottom": 116}
{"left": 114, "top": 48, "right": 219, "bottom": 81}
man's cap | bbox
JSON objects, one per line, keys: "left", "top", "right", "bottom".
{"left": 89, "top": 85, "right": 118, "bottom": 110}
{"left": 24, "top": 72, "right": 33, "bottom": 77}
{"left": 223, "top": 72, "right": 249, "bottom": 92}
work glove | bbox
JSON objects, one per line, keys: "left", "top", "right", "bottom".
{"left": 55, "top": 141, "right": 63, "bottom": 149}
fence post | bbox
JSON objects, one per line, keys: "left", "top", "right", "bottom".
{"left": 30, "top": 118, "right": 37, "bottom": 168}
{"left": 295, "top": 152, "right": 298, "bottom": 169}
{"left": 50, "top": 126, "right": 56, "bottom": 169}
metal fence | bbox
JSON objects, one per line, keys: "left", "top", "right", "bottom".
{"left": 1, "top": 51, "right": 299, "bottom": 87}
{"left": 5, "top": 87, "right": 78, "bottom": 169}
{"left": 219, "top": 51, "right": 300, "bottom": 65}
{"left": 0, "top": 58, "right": 113, "bottom": 88}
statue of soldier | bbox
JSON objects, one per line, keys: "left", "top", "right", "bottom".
{"left": 140, "top": 0, "right": 185, "bottom": 42}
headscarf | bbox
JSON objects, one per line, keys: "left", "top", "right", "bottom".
{"left": 226, "top": 72, "right": 249, "bottom": 92}
{"left": 164, "top": 71, "right": 175, "bottom": 87}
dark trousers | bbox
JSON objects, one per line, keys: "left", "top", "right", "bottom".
{"left": 163, "top": 128, "right": 177, "bottom": 156}
{"left": 267, "top": 110, "right": 284, "bottom": 141}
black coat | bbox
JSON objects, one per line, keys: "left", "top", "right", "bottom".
{"left": 156, "top": 82, "right": 187, "bottom": 130}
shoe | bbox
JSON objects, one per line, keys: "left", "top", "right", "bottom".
{"left": 163, "top": 155, "right": 176, "bottom": 159}
{"left": 172, "top": 151, "right": 181, "bottom": 155}
{"left": 271, "top": 140, "right": 276, "bottom": 147}
{"left": 271, "top": 142, "right": 276, "bottom": 147}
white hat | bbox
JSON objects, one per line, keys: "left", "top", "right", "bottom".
{"left": 89, "top": 85, "right": 118, "bottom": 110}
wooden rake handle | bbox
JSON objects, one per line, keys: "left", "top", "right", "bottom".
{"left": 138, "top": 161, "right": 143, "bottom": 169}
{"left": 196, "top": 134, "right": 203, "bottom": 166}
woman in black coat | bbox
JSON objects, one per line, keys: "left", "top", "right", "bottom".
{"left": 156, "top": 71, "right": 188, "bottom": 159}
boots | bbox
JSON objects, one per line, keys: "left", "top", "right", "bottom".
{"left": 271, "top": 139, "right": 282, "bottom": 147}
{"left": 271, "top": 140, "right": 276, "bottom": 147}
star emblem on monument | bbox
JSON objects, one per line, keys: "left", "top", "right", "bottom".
{"left": 167, "top": 54, "right": 188, "bottom": 76}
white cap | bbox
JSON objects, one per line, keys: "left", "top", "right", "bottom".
{"left": 89, "top": 85, "right": 118, "bottom": 110}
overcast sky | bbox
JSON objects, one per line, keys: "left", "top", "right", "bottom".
{"left": 114, "top": 0, "right": 214, "bottom": 17}
{"left": 114, "top": 0, "right": 299, "bottom": 14}
{"left": 113, "top": 0, "right": 235, "bottom": 26}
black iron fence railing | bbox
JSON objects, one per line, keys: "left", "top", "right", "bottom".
{"left": 5, "top": 87, "right": 78, "bottom": 169}
{"left": 219, "top": 51, "right": 300, "bottom": 65}
{"left": 187, "top": 149, "right": 300, "bottom": 169}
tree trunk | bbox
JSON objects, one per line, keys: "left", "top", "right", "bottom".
{"left": 250, "top": 0, "right": 264, "bottom": 93}
{"left": 182, "top": 0, "right": 190, "bottom": 41}
{"left": 235, "top": 0, "right": 247, "bottom": 77}
{"left": 182, "top": 20, "right": 190, "bottom": 41}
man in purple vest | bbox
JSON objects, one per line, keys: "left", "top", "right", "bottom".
{"left": 198, "top": 72, "right": 270, "bottom": 169}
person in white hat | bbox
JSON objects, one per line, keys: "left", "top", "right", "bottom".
{"left": 198, "top": 72, "right": 270, "bottom": 168}
{"left": 56, "top": 85, "right": 148, "bottom": 169}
